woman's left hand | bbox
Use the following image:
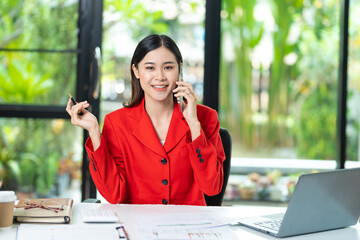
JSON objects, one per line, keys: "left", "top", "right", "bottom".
{"left": 173, "top": 81, "right": 201, "bottom": 140}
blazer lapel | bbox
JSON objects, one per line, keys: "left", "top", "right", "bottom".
{"left": 128, "top": 99, "right": 189, "bottom": 156}
{"left": 163, "top": 103, "right": 189, "bottom": 153}
{"left": 128, "top": 101, "right": 167, "bottom": 157}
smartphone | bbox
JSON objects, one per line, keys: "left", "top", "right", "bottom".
{"left": 177, "top": 65, "right": 184, "bottom": 112}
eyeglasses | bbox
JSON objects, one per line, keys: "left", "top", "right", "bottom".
{"left": 22, "top": 199, "right": 65, "bottom": 213}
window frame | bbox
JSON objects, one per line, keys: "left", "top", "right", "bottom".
{"left": 0, "top": 0, "right": 103, "bottom": 201}
{"left": 213, "top": 0, "right": 351, "bottom": 171}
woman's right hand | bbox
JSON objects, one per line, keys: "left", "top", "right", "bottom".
{"left": 66, "top": 99, "right": 101, "bottom": 150}
{"left": 66, "top": 99, "right": 94, "bottom": 129}
{"left": 66, "top": 99, "right": 99, "bottom": 133}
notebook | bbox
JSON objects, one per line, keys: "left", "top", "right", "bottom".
{"left": 14, "top": 198, "right": 73, "bottom": 223}
{"left": 238, "top": 168, "right": 360, "bottom": 238}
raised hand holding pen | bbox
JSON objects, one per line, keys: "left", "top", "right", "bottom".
{"left": 66, "top": 94, "right": 101, "bottom": 150}
{"left": 69, "top": 93, "right": 84, "bottom": 115}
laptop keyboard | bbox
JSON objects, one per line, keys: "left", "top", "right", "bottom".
{"left": 253, "top": 214, "right": 284, "bottom": 231}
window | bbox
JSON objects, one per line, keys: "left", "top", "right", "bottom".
{"left": 219, "top": 0, "right": 359, "bottom": 203}
{"left": 0, "top": 0, "right": 100, "bottom": 202}
{"left": 347, "top": 0, "right": 360, "bottom": 162}
{"left": 0, "top": 118, "right": 82, "bottom": 199}
{"left": 0, "top": 0, "right": 78, "bottom": 105}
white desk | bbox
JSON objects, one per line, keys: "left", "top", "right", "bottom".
{"left": 1, "top": 203, "right": 360, "bottom": 239}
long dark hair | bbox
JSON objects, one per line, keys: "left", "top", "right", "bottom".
{"left": 124, "top": 34, "right": 183, "bottom": 108}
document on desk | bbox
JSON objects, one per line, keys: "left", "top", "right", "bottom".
{"left": 133, "top": 212, "right": 232, "bottom": 229}
{"left": 132, "top": 212, "right": 238, "bottom": 239}
{"left": 17, "top": 224, "right": 120, "bottom": 240}
{"left": 134, "top": 225, "right": 239, "bottom": 240}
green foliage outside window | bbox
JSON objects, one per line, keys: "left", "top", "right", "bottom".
{"left": 220, "top": 0, "right": 359, "bottom": 161}
{"left": 0, "top": 0, "right": 78, "bottom": 105}
{"left": 0, "top": 0, "right": 79, "bottom": 195}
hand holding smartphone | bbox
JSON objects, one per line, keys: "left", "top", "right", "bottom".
{"left": 177, "top": 64, "right": 184, "bottom": 112}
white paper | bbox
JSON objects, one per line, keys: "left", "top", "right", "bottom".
{"left": 134, "top": 225, "right": 239, "bottom": 240}
{"left": 133, "top": 212, "right": 232, "bottom": 230}
{"left": 131, "top": 211, "right": 238, "bottom": 240}
{"left": 17, "top": 224, "right": 120, "bottom": 240}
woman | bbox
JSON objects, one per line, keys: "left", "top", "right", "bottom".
{"left": 66, "top": 34, "right": 225, "bottom": 205}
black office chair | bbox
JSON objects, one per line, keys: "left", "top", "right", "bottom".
{"left": 204, "top": 128, "right": 232, "bottom": 206}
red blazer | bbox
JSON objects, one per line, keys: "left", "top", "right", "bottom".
{"left": 85, "top": 99, "right": 225, "bottom": 205}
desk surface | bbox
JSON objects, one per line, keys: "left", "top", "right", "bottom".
{"left": 1, "top": 203, "right": 360, "bottom": 240}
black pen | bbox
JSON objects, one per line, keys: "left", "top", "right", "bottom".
{"left": 69, "top": 93, "right": 83, "bottom": 115}
{"left": 116, "top": 226, "right": 130, "bottom": 240}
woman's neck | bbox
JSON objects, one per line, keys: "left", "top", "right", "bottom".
{"left": 144, "top": 98, "right": 174, "bottom": 120}
{"left": 144, "top": 98, "right": 175, "bottom": 141}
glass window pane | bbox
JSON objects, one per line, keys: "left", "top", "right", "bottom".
{"left": 220, "top": 0, "right": 340, "bottom": 203}
{"left": 0, "top": 118, "right": 82, "bottom": 201}
{"left": 347, "top": 1, "right": 360, "bottom": 163}
{"left": 220, "top": 0, "right": 340, "bottom": 160}
{"left": 0, "top": 52, "right": 77, "bottom": 105}
{"left": 101, "top": 0, "right": 205, "bottom": 117}
{"left": 0, "top": 0, "right": 78, "bottom": 50}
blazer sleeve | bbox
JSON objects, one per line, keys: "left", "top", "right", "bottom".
{"left": 186, "top": 108, "right": 225, "bottom": 196}
{"left": 85, "top": 115, "right": 126, "bottom": 204}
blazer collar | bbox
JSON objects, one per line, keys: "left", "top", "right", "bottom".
{"left": 164, "top": 102, "right": 188, "bottom": 153}
{"left": 128, "top": 98, "right": 189, "bottom": 156}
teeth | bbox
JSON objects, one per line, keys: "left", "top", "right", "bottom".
{"left": 153, "top": 86, "right": 166, "bottom": 89}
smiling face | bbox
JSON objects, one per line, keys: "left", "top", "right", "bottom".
{"left": 132, "top": 46, "right": 179, "bottom": 105}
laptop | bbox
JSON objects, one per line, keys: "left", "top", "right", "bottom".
{"left": 237, "top": 168, "right": 360, "bottom": 238}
